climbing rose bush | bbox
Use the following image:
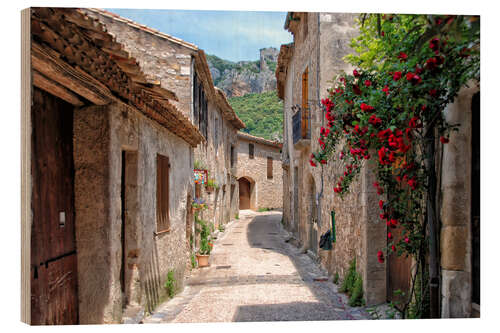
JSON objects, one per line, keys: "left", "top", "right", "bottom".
{"left": 309, "top": 14, "right": 479, "bottom": 265}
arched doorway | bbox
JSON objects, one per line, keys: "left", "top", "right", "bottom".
{"left": 239, "top": 177, "right": 251, "bottom": 209}
{"left": 238, "top": 176, "right": 255, "bottom": 210}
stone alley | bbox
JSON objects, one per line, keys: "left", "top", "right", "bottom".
{"left": 143, "top": 210, "right": 370, "bottom": 323}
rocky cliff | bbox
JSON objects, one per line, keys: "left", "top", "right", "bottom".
{"left": 206, "top": 47, "right": 279, "bottom": 98}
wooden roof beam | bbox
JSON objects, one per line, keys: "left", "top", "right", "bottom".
{"left": 31, "top": 42, "right": 113, "bottom": 105}
{"left": 33, "top": 70, "right": 85, "bottom": 106}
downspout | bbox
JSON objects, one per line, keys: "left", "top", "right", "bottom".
{"left": 317, "top": 13, "right": 324, "bottom": 228}
{"left": 425, "top": 124, "right": 440, "bottom": 318}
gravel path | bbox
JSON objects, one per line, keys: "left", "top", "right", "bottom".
{"left": 143, "top": 210, "right": 371, "bottom": 323}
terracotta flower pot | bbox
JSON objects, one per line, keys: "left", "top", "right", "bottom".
{"left": 196, "top": 254, "right": 210, "bottom": 267}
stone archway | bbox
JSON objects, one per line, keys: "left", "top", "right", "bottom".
{"left": 238, "top": 176, "right": 256, "bottom": 210}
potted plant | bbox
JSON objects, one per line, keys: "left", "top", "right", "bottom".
{"left": 195, "top": 214, "right": 213, "bottom": 267}
{"left": 192, "top": 198, "right": 206, "bottom": 212}
{"left": 205, "top": 178, "right": 219, "bottom": 193}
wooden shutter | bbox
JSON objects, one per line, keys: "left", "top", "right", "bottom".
{"left": 301, "top": 68, "right": 309, "bottom": 139}
{"left": 230, "top": 145, "right": 235, "bottom": 167}
{"left": 267, "top": 157, "right": 273, "bottom": 179}
{"left": 156, "top": 154, "right": 170, "bottom": 233}
{"left": 249, "top": 143, "right": 254, "bottom": 159}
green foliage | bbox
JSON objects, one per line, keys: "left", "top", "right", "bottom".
{"left": 218, "top": 224, "right": 225, "bottom": 232}
{"left": 195, "top": 213, "right": 213, "bottom": 255}
{"left": 349, "top": 274, "right": 365, "bottom": 307}
{"left": 339, "top": 259, "right": 356, "bottom": 293}
{"left": 257, "top": 207, "right": 271, "bottom": 212}
{"left": 229, "top": 90, "right": 283, "bottom": 141}
{"left": 339, "top": 258, "right": 365, "bottom": 307}
{"left": 190, "top": 253, "right": 197, "bottom": 269}
{"left": 206, "top": 178, "right": 219, "bottom": 189}
{"left": 236, "top": 60, "right": 260, "bottom": 74}
{"left": 206, "top": 54, "right": 237, "bottom": 85}
{"left": 266, "top": 59, "right": 277, "bottom": 72}
{"left": 408, "top": 267, "right": 430, "bottom": 318}
{"left": 164, "top": 270, "right": 176, "bottom": 298}
{"left": 235, "top": 213, "right": 239, "bottom": 220}
{"left": 193, "top": 159, "right": 207, "bottom": 170}
{"left": 333, "top": 272, "right": 339, "bottom": 285}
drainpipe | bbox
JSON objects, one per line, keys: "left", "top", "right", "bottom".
{"left": 317, "top": 13, "right": 324, "bottom": 228}
{"left": 425, "top": 125, "right": 440, "bottom": 318}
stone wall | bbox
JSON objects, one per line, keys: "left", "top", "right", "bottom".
{"left": 280, "top": 12, "right": 385, "bottom": 305}
{"left": 84, "top": 9, "right": 195, "bottom": 118}
{"left": 236, "top": 137, "right": 283, "bottom": 210}
{"left": 194, "top": 100, "right": 239, "bottom": 231}
{"left": 440, "top": 84, "right": 479, "bottom": 317}
{"left": 74, "top": 101, "right": 193, "bottom": 323}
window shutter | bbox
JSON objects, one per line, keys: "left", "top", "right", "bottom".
{"left": 249, "top": 143, "right": 254, "bottom": 159}
{"left": 267, "top": 156, "right": 273, "bottom": 179}
{"left": 156, "top": 154, "right": 170, "bottom": 232}
{"left": 301, "top": 68, "right": 309, "bottom": 139}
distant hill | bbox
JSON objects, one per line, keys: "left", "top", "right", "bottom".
{"left": 228, "top": 90, "right": 283, "bottom": 141}
{"left": 206, "top": 47, "right": 278, "bottom": 98}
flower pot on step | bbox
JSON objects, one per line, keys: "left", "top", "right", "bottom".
{"left": 196, "top": 254, "right": 210, "bottom": 267}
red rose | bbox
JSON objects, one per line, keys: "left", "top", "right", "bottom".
{"left": 404, "top": 237, "right": 409, "bottom": 243}
{"left": 353, "top": 85, "right": 362, "bottom": 95}
{"left": 381, "top": 31, "right": 385, "bottom": 36}
{"left": 353, "top": 69, "right": 360, "bottom": 77}
{"left": 360, "top": 103, "right": 375, "bottom": 112}
{"left": 393, "top": 71, "right": 402, "bottom": 81}
{"left": 429, "top": 89, "right": 438, "bottom": 97}
{"left": 406, "top": 72, "right": 414, "bottom": 81}
{"left": 398, "top": 52, "right": 408, "bottom": 62}
{"left": 309, "top": 159, "right": 317, "bottom": 167}
{"left": 429, "top": 37, "right": 440, "bottom": 51}
{"left": 391, "top": 245, "right": 396, "bottom": 252}
{"left": 388, "top": 232, "right": 393, "bottom": 239}
{"left": 440, "top": 136, "right": 449, "bottom": 144}
{"left": 379, "top": 200, "right": 384, "bottom": 210}
{"left": 320, "top": 159, "right": 327, "bottom": 164}
{"left": 407, "top": 177, "right": 417, "bottom": 190}
{"left": 377, "top": 251, "right": 385, "bottom": 263}
{"left": 382, "top": 85, "right": 390, "bottom": 96}
{"left": 364, "top": 80, "right": 372, "bottom": 87}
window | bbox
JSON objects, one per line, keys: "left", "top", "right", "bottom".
{"left": 214, "top": 115, "right": 219, "bottom": 151}
{"left": 249, "top": 143, "right": 255, "bottom": 159}
{"left": 193, "top": 70, "right": 208, "bottom": 138}
{"left": 230, "top": 145, "right": 235, "bottom": 168}
{"left": 156, "top": 154, "right": 170, "bottom": 233}
{"left": 267, "top": 156, "right": 273, "bottom": 179}
{"left": 301, "top": 68, "right": 309, "bottom": 139}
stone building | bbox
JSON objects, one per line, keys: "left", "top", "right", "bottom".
{"left": 277, "top": 12, "right": 480, "bottom": 317}
{"left": 25, "top": 8, "right": 205, "bottom": 324}
{"left": 82, "top": 9, "right": 246, "bottom": 246}
{"left": 236, "top": 132, "right": 283, "bottom": 210}
{"left": 277, "top": 12, "right": 385, "bottom": 306}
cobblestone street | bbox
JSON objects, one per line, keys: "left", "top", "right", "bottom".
{"left": 143, "top": 210, "right": 371, "bottom": 323}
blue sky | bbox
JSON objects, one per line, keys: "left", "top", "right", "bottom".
{"left": 106, "top": 9, "right": 293, "bottom": 62}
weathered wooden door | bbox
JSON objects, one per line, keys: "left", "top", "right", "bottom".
{"left": 239, "top": 178, "right": 251, "bottom": 210}
{"left": 386, "top": 225, "right": 411, "bottom": 307}
{"left": 31, "top": 88, "right": 78, "bottom": 325}
{"left": 471, "top": 92, "right": 480, "bottom": 306}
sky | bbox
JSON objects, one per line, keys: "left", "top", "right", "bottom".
{"left": 106, "top": 9, "right": 293, "bottom": 62}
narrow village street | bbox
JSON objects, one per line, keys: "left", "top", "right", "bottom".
{"left": 143, "top": 210, "right": 370, "bottom": 323}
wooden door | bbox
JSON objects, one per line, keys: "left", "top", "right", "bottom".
{"left": 31, "top": 88, "right": 78, "bottom": 325}
{"left": 387, "top": 225, "right": 411, "bottom": 307}
{"left": 239, "top": 178, "right": 251, "bottom": 210}
{"left": 471, "top": 92, "right": 480, "bottom": 305}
